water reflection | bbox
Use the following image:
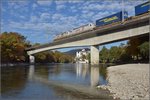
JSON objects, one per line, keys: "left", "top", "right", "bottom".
{"left": 76, "top": 63, "right": 89, "bottom": 78}
{"left": 99, "top": 64, "right": 108, "bottom": 83}
{"left": 48, "top": 64, "right": 62, "bottom": 76}
{"left": 90, "top": 66, "right": 100, "bottom": 87}
{"left": 1, "top": 66, "right": 28, "bottom": 94}
{"left": 34, "top": 65, "right": 49, "bottom": 78}
{"left": 1, "top": 64, "right": 108, "bottom": 99}
{"left": 28, "top": 65, "right": 35, "bottom": 80}
{"left": 75, "top": 64, "right": 107, "bottom": 87}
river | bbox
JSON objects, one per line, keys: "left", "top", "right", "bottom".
{"left": 1, "top": 63, "right": 112, "bottom": 100}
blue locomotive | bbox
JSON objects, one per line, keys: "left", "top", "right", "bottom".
{"left": 135, "top": 1, "right": 150, "bottom": 15}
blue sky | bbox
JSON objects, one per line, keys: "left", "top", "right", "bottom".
{"left": 1, "top": 0, "right": 147, "bottom": 52}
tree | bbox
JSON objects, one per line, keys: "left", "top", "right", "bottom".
{"left": 99, "top": 46, "right": 109, "bottom": 63}
{"left": 109, "top": 46, "right": 122, "bottom": 63}
{"left": 126, "top": 36, "right": 149, "bottom": 60}
{"left": 34, "top": 50, "right": 74, "bottom": 63}
{"left": 34, "top": 52, "right": 47, "bottom": 63}
{"left": 0, "top": 32, "right": 30, "bottom": 63}
{"left": 138, "top": 42, "right": 149, "bottom": 60}
{"left": 126, "top": 37, "right": 140, "bottom": 59}
{"left": 99, "top": 44, "right": 131, "bottom": 63}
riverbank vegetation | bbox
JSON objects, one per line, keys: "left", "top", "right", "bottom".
{"left": 99, "top": 36, "right": 149, "bottom": 63}
{"left": 0, "top": 32, "right": 30, "bottom": 63}
{"left": 0, "top": 32, "right": 74, "bottom": 64}
{"left": 0, "top": 32, "right": 149, "bottom": 64}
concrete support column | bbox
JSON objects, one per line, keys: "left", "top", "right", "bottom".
{"left": 29, "top": 55, "right": 35, "bottom": 64}
{"left": 90, "top": 45, "right": 99, "bottom": 65}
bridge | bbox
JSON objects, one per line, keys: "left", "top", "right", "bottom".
{"left": 26, "top": 13, "right": 149, "bottom": 64}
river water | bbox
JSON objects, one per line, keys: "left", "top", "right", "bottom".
{"left": 1, "top": 63, "right": 110, "bottom": 100}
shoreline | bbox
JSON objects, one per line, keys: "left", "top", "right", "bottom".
{"left": 98, "top": 64, "right": 149, "bottom": 99}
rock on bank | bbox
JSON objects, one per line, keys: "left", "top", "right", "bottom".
{"left": 99, "top": 64, "right": 149, "bottom": 99}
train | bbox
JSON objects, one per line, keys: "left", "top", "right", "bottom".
{"left": 135, "top": 1, "right": 150, "bottom": 15}
{"left": 96, "top": 11, "right": 128, "bottom": 27}
{"left": 53, "top": 1, "right": 149, "bottom": 41}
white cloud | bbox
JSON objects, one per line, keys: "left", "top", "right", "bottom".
{"left": 55, "top": 0, "right": 83, "bottom": 5}
{"left": 67, "top": 1, "right": 83, "bottom": 4}
{"left": 6, "top": 1, "right": 29, "bottom": 18}
{"left": 80, "top": 1, "right": 122, "bottom": 12}
{"left": 7, "top": 1, "right": 29, "bottom": 8}
{"left": 8, "top": 21, "right": 50, "bottom": 32}
{"left": 52, "top": 13, "right": 64, "bottom": 20}
{"left": 30, "top": 12, "right": 51, "bottom": 23}
{"left": 56, "top": 4, "right": 66, "bottom": 10}
{"left": 55, "top": 1, "right": 67, "bottom": 5}
{"left": 1, "top": 5, "right": 7, "bottom": 13}
{"left": 70, "top": 6, "right": 78, "bottom": 12}
{"left": 30, "top": 16, "right": 38, "bottom": 23}
{"left": 81, "top": 3, "right": 102, "bottom": 11}
{"left": 81, "top": 11, "right": 94, "bottom": 19}
{"left": 55, "top": 1, "right": 68, "bottom": 11}
{"left": 40, "top": 13, "right": 51, "bottom": 21}
{"left": 37, "top": 0, "right": 52, "bottom": 6}
{"left": 92, "top": 11, "right": 110, "bottom": 21}
{"left": 32, "top": 3, "right": 38, "bottom": 10}
{"left": 19, "top": 15, "right": 26, "bottom": 19}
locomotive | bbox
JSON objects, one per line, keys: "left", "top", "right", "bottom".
{"left": 53, "top": 23, "right": 95, "bottom": 40}
{"left": 53, "top": 1, "right": 149, "bottom": 41}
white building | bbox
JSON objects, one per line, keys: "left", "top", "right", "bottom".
{"left": 75, "top": 49, "right": 90, "bottom": 63}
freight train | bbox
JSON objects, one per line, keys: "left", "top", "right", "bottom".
{"left": 53, "top": 1, "right": 149, "bottom": 41}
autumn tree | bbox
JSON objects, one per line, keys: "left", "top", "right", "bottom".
{"left": 0, "top": 32, "right": 30, "bottom": 63}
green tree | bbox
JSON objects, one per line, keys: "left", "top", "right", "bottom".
{"left": 99, "top": 46, "right": 109, "bottom": 63}
{"left": 138, "top": 42, "right": 149, "bottom": 60}
{"left": 34, "top": 52, "right": 47, "bottom": 63}
{"left": 109, "top": 46, "right": 121, "bottom": 63}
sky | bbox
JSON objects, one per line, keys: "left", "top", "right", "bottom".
{"left": 1, "top": 0, "right": 147, "bottom": 52}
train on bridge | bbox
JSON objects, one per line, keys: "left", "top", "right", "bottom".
{"left": 53, "top": 1, "right": 150, "bottom": 41}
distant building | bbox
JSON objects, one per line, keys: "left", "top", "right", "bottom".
{"left": 75, "top": 49, "right": 90, "bottom": 63}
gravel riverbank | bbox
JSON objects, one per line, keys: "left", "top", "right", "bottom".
{"left": 99, "top": 64, "right": 149, "bottom": 99}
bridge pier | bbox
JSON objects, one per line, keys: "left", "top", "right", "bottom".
{"left": 90, "top": 45, "right": 99, "bottom": 65}
{"left": 29, "top": 55, "right": 35, "bottom": 64}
